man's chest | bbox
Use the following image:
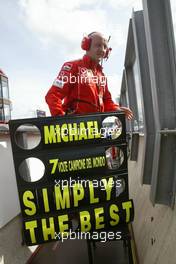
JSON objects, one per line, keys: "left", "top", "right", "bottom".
{"left": 78, "top": 67, "right": 106, "bottom": 90}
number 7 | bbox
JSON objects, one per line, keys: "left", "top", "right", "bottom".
{"left": 49, "top": 159, "right": 58, "bottom": 174}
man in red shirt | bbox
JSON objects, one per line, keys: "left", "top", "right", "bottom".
{"left": 45, "top": 32, "right": 133, "bottom": 119}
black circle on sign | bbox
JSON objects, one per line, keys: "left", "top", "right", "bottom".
{"left": 14, "top": 124, "right": 41, "bottom": 149}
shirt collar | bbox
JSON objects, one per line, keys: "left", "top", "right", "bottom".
{"left": 83, "top": 55, "right": 103, "bottom": 71}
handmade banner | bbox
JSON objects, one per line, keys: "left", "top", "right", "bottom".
{"left": 9, "top": 112, "right": 134, "bottom": 246}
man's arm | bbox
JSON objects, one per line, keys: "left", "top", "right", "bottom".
{"left": 45, "top": 62, "right": 75, "bottom": 116}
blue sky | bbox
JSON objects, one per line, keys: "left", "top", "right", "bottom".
{"left": 0, "top": 0, "right": 142, "bottom": 118}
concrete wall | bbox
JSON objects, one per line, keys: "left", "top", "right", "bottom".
{"left": 129, "top": 136, "right": 176, "bottom": 264}
{"left": 0, "top": 215, "right": 37, "bottom": 264}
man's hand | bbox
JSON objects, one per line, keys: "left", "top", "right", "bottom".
{"left": 119, "top": 106, "right": 133, "bottom": 120}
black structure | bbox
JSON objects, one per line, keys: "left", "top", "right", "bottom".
{"left": 9, "top": 112, "right": 134, "bottom": 248}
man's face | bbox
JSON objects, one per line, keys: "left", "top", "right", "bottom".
{"left": 87, "top": 34, "right": 108, "bottom": 62}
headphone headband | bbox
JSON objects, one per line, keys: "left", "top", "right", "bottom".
{"left": 88, "top": 31, "right": 98, "bottom": 37}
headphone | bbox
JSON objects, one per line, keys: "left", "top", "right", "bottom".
{"left": 81, "top": 32, "right": 112, "bottom": 59}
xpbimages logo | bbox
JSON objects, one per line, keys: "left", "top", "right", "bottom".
{"left": 54, "top": 126, "right": 120, "bottom": 139}
{"left": 53, "top": 70, "right": 107, "bottom": 89}
{"left": 55, "top": 229, "right": 122, "bottom": 243}
{"left": 54, "top": 177, "right": 123, "bottom": 191}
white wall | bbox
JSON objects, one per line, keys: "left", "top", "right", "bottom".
{"left": 0, "top": 128, "right": 41, "bottom": 264}
{"left": 0, "top": 133, "right": 20, "bottom": 228}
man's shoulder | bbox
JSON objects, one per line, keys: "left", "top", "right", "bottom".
{"left": 61, "top": 58, "right": 83, "bottom": 71}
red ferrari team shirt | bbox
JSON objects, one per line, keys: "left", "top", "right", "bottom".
{"left": 45, "top": 55, "right": 119, "bottom": 116}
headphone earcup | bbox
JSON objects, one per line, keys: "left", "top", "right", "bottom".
{"left": 81, "top": 36, "right": 91, "bottom": 51}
